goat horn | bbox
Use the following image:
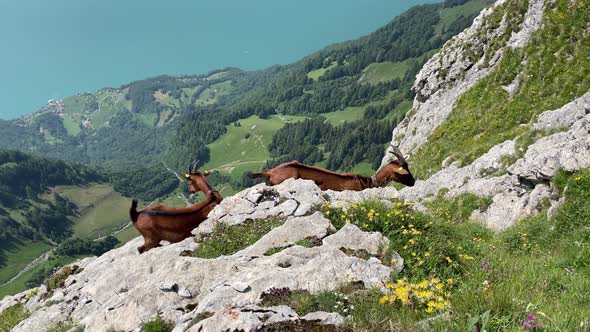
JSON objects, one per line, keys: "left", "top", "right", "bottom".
{"left": 389, "top": 144, "right": 408, "bottom": 166}
{"left": 191, "top": 160, "right": 200, "bottom": 173}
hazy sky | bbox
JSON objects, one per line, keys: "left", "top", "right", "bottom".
{"left": 0, "top": 0, "right": 437, "bottom": 119}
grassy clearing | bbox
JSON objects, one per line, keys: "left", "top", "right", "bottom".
{"left": 203, "top": 114, "right": 305, "bottom": 180}
{"left": 0, "top": 254, "right": 79, "bottom": 299}
{"left": 360, "top": 59, "right": 412, "bottom": 85}
{"left": 0, "top": 303, "right": 29, "bottom": 331}
{"left": 412, "top": 0, "right": 590, "bottom": 179}
{"left": 435, "top": 0, "right": 493, "bottom": 35}
{"left": 61, "top": 115, "right": 81, "bottom": 136}
{"left": 307, "top": 61, "right": 337, "bottom": 81}
{"left": 0, "top": 241, "right": 51, "bottom": 285}
{"left": 192, "top": 217, "right": 283, "bottom": 258}
{"left": 62, "top": 95, "right": 88, "bottom": 115}
{"left": 93, "top": 90, "right": 129, "bottom": 128}
{"left": 322, "top": 107, "right": 366, "bottom": 126}
{"left": 317, "top": 168, "right": 590, "bottom": 330}
{"left": 52, "top": 184, "right": 131, "bottom": 239}
{"left": 114, "top": 225, "right": 139, "bottom": 245}
{"left": 196, "top": 81, "right": 233, "bottom": 106}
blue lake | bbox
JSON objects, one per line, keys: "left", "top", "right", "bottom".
{"left": 0, "top": 0, "right": 437, "bottom": 119}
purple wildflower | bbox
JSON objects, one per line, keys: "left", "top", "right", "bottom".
{"left": 481, "top": 259, "right": 491, "bottom": 272}
{"left": 521, "top": 320, "right": 533, "bottom": 330}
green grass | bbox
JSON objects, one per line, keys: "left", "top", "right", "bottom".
{"left": 47, "top": 321, "right": 82, "bottom": 332}
{"left": 260, "top": 284, "right": 363, "bottom": 317}
{"left": 196, "top": 81, "right": 233, "bottom": 106}
{"left": 435, "top": 0, "right": 493, "bottom": 35}
{"left": 140, "top": 316, "right": 174, "bottom": 332}
{"left": 322, "top": 107, "right": 366, "bottom": 126}
{"left": 137, "top": 112, "right": 157, "bottom": 127}
{"left": 307, "top": 61, "right": 337, "bottom": 81}
{"left": 51, "top": 184, "right": 131, "bottom": 239}
{"left": 360, "top": 59, "right": 412, "bottom": 85}
{"left": 62, "top": 95, "right": 88, "bottom": 115}
{"left": 412, "top": 0, "right": 590, "bottom": 179}
{"left": 0, "top": 254, "right": 79, "bottom": 299}
{"left": 192, "top": 217, "right": 283, "bottom": 258}
{"left": 203, "top": 114, "right": 305, "bottom": 181}
{"left": 93, "top": 90, "right": 130, "bottom": 128}
{"left": 0, "top": 241, "right": 51, "bottom": 285}
{"left": 0, "top": 303, "right": 29, "bottom": 332}
{"left": 319, "top": 168, "right": 590, "bottom": 331}
{"left": 114, "top": 225, "right": 139, "bottom": 245}
{"left": 61, "top": 115, "right": 81, "bottom": 136}
{"left": 351, "top": 162, "right": 374, "bottom": 176}
{"left": 46, "top": 265, "right": 82, "bottom": 291}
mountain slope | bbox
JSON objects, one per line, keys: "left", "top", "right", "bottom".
{"left": 383, "top": 0, "right": 590, "bottom": 230}
{"left": 0, "top": 150, "right": 136, "bottom": 297}
{"left": 0, "top": 0, "right": 493, "bottom": 198}
{"left": 2, "top": 0, "right": 590, "bottom": 330}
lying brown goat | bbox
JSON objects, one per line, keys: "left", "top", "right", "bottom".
{"left": 129, "top": 161, "right": 222, "bottom": 253}
{"left": 251, "top": 145, "right": 415, "bottom": 191}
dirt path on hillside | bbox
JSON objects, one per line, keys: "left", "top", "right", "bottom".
{"left": 209, "top": 160, "right": 266, "bottom": 171}
{"left": 1, "top": 251, "right": 52, "bottom": 287}
{"left": 1, "top": 221, "right": 135, "bottom": 289}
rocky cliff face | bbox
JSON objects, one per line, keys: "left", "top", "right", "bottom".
{"left": 383, "top": 0, "right": 589, "bottom": 230}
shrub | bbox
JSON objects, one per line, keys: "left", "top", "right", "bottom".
{"left": 0, "top": 304, "right": 29, "bottom": 331}
{"left": 141, "top": 316, "right": 174, "bottom": 332}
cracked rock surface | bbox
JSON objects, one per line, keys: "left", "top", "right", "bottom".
{"left": 3, "top": 179, "right": 394, "bottom": 332}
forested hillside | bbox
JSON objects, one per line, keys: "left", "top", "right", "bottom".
{"left": 0, "top": 150, "right": 134, "bottom": 297}
{"left": 0, "top": 0, "right": 493, "bottom": 199}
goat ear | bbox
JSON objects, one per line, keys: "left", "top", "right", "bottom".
{"left": 203, "top": 170, "right": 210, "bottom": 176}
{"left": 183, "top": 173, "right": 191, "bottom": 179}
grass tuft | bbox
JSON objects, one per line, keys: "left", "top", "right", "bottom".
{"left": 192, "top": 217, "right": 283, "bottom": 258}
{"left": 140, "top": 316, "right": 174, "bottom": 332}
{"left": 0, "top": 303, "right": 29, "bottom": 332}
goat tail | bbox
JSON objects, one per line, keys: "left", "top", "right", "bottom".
{"left": 249, "top": 172, "right": 269, "bottom": 179}
{"left": 130, "top": 199, "right": 140, "bottom": 223}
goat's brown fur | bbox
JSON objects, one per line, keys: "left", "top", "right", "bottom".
{"left": 252, "top": 146, "right": 415, "bottom": 191}
{"left": 129, "top": 162, "right": 222, "bottom": 253}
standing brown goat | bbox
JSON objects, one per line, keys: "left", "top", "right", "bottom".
{"left": 251, "top": 145, "right": 415, "bottom": 191}
{"left": 129, "top": 161, "right": 222, "bottom": 253}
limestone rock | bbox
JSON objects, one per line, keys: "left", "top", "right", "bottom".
{"left": 302, "top": 311, "right": 346, "bottom": 325}
{"left": 322, "top": 223, "right": 389, "bottom": 256}
{"left": 231, "top": 281, "right": 250, "bottom": 293}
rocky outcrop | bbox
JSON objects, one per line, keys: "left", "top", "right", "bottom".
{"left": 3, "top": 179, "right": 395, "bottom": 332}
{"left": 383, "top": 0, "right": 547, "bottom": 159}
{"left": 396, "top": 91, "right": 590, "bottom": 231}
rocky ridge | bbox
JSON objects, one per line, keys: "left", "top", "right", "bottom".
{"left": 380, "top": 0, "right": 590, "bottom": 230}
{"left": 388, "top": 0, "right": 547, "bottom": 156}
{"left": 2, "top": 179, "right": 399, "bottom": 332}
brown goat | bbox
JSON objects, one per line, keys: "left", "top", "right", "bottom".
{"left": 129, "top": 161, "right": 222, "bottom": 253}
{"left": 251, "top": 145, "right": 415, "bottom": 191}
